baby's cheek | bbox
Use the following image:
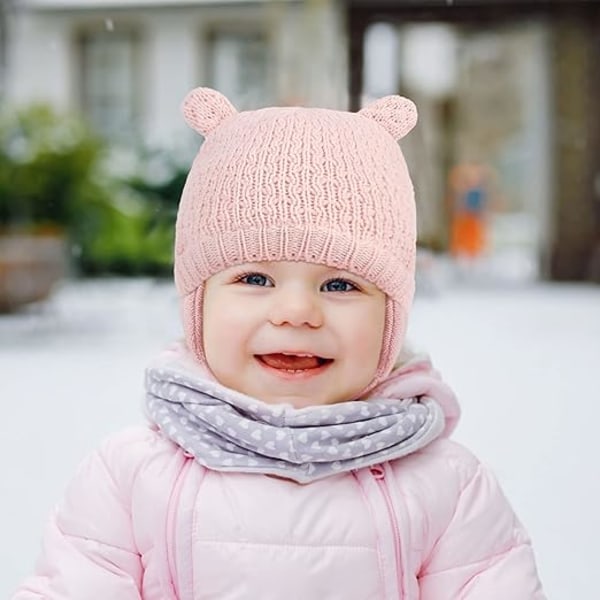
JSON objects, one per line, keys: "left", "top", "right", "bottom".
{"left": 352, "top": 322, "right": 385, "bottom": 378}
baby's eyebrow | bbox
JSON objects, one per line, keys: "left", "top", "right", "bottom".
{"left": 232, "top": 262, "right": 269, "bottom": 270}
{"left": 327, "top": 269, "right": 366, "bottom": 281}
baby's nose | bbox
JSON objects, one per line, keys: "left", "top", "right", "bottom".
{"left": 268, "top": 288, "right": 323, "bottom": 328}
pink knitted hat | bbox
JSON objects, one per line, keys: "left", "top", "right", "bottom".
{"left": 175, "top": 87, "right": 418, "bottom": 392}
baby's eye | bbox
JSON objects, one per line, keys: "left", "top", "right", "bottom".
{"left": 321, "top": 278, "right": 359, "bottom": 293}
{"left": 236, "top": 272, "right": 273, "bottom": 287}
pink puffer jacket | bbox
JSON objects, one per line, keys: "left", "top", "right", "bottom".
{"left": 13, "top": 423, "right": 544, "bottom": 599}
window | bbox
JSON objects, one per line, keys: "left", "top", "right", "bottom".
{"left": 207, "top": 30, "right": 271, "bottom": 110}
{"left": 79, "top": 30, "right": 139, "bottom": 141}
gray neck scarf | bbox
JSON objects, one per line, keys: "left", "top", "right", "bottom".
{"left": 144, "top": 349, "right": 447, "bottom": 483}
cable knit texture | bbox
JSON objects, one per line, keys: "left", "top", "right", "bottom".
{"left": 174, "top": 88, "right": 418, "bottom": 389}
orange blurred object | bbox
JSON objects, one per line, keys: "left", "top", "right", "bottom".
{"left": 447, "top": 162, "right": 493, "bottom": 259}
{"left": 450, "top": 213, "right": 486, "bottom": 257}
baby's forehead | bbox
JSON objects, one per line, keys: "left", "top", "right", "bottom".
{"left": 231, "top": 260, "right": 361, "bottom": 276}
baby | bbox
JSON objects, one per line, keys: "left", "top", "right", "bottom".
{"left": 13, "top": 88, "right": 545, "bottom": 599}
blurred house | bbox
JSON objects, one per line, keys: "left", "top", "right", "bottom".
{"left": 3, "top": 0, "right": 348, "bottom": 148}
{"left": 2, "top": 0, "right": 599, "bottom": 282}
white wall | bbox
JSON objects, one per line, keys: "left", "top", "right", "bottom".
{"left": 7, "top": 10, "right": 74, "bottom": 110}
{"left": 141, "top": 11, "right": 200, "bottom": 147}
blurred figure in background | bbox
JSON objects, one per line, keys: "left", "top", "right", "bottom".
{"left": 447, "top": 161, "right": 497, "bottom": 264}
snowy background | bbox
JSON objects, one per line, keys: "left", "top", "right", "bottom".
{"left": 1, "top": 277, "right": 599, "bottom": 598}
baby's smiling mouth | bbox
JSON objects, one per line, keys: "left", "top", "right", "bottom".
{"left": 255, "top": 353, "right": 333, "bottom": 371}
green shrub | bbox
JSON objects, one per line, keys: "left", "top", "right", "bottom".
{"left": 0, "top": 103, "right": 177, "bottom": 276}
{"left": 75, "top": 182, "right": 175, "bottom": 276}
{"left": 0, "top": 104, "right": 103, "bottom": 228}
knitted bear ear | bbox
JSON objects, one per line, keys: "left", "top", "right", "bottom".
{"left": 182, "top": 87, "right": 238, "bottom": 137}
{"left": 358, "top": 95, "right": 418, "bottom": 141}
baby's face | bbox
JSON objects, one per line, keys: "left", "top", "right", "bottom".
{"left": 203, "top": 261, "right": 386, "bottom": 408}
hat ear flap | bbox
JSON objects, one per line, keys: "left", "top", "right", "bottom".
{"left": 358, "top": 95, "right": 418, "bottom": 141}
{"left": 182, "top": 87, "right": 238, "bottom": 137}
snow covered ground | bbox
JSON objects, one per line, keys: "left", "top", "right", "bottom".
{"left": 1, "top": 277, "right": 599, "bottom": 598}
